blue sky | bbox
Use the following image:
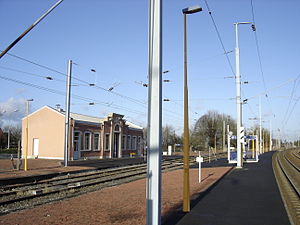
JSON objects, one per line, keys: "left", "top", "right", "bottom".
{"left": 0, "top": 0, "right": 299, "bottom": 141}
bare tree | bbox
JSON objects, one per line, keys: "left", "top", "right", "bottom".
{"left": 162, "top": 125, "right": 181, "bottom": 151}
{"left": 191, "top": 111, "right": 236, "bottom": 151}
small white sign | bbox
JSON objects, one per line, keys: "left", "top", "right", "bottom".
{"left": 196, "top": 156, "right": 204, "bottom": 163}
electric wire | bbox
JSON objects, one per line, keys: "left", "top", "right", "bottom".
{"left": 247, "top": 75, "right": 300, "bottom": 100}
{"left": 284, "top": 97, "right": 300, "bottom": 126}
{"left": 203, "top": 0, "right": 235, "bottom": 75}
{"left": 1, "top": 52, "right": 186, "bottom": 123}
{"left": 0, "top": 65, "right": 67, "bottom": 83}
{"left": 2, "top": 51, "right": 147, "bottom": 107}
{"left": 282, "top": 78, "right": 300, "bottom": 126}
{"left": 0, "top": 74, "right": 146, "bottom": 115}
{"left": 204, "top": 0, "right": 257, "bottom": 120}
{"left": 282, "top": 80, "right": 297, "bottom": 125}
{"left": 250, "top": 0, "right": 274, "bottom": 115}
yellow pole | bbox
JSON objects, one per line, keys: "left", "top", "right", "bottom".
{"left": 24, "top": 101, "right": 29, "bottom": 171}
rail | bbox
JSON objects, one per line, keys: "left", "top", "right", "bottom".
{"left": 0, "top": 153, "right": 226, "bottom": 215}
{"left": 272, "top": 149, "right": 300, "bottom": 225}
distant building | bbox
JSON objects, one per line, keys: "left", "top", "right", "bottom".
{"left": 21, "top": 106, "right": 144, "bottom": 160}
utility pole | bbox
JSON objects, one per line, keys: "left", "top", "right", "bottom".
{"left": 214, "top": 133, "right": 217, "bottom": 153}
{"left": 234, "top": 22, "right": 243, "bottom": 168}
{"left": 259, "top": 96, "right": 262, "bottom": 154}
{"left": 269, "top": 120, "right": 272, "bottom": 151}
{"left": 64, "top": 60, "right": 72, "bottom": 167}
{"left": 223, "top": 120, "right": 226, "bottom": 152}
{"left": 227, "top": 124, "right": 230, "bottom": 161}
{"left": 234, "top": 22, "right": 254, "bottom": 167}
{"left": 146, "top": 0, "right": 162, "bottom": 224}
{"left": 24, "top": 99, "right": 33, "bottom": 171}
{"left": 7, "top": 130, "right": 10, "bottom": 149}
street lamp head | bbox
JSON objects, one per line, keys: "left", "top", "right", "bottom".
{"left": 234, "top": 22, "right": 252, "bottom": 25}
{"left": 182, "top": 5, "right": 202, "bottom": 14}
{"left": 27, "top": 99, "right": 34, "bottom": 102}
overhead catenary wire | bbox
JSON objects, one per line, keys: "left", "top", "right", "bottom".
{"left": 0, "top": 65, "right": 67, "bottom": 83}
{"left": 284, "top": 96, "right": 300, "bottom": 126}
{"left": 2, "top": 51, "right": 147, "bottom": 106}
{"left": 282, "top": 77, "right": 300, "bottom": 127}
{"left": 203, "top": 0, "right": 235, "bottom": 75}
{"left": 2, "top": 51, "right": 187, "bottom": 122}
{"left": 0, "top": 74, "right": 146, "bottom": 115}
{"left": 250, "top": 0, "right": 274, "bottom": 116}
{"left": 203, "top": 0, "right": 257, "bottom": 120}
{"left": 282, "top": 80, "right": 297, "bottom": 125}
{"left": 0, "top": 71, "right": 184, "bottom": 122}
{"left": 247, "top": 74, "right": 300, "bottom": 100}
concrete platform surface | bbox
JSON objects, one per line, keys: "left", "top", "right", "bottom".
{"left": 176, "top": 151, "right": 290, "bottom": 225}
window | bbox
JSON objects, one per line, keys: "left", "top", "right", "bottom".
{"left": 127, "top": 135, "right": 131, "bottom": 150}
{"left": 105, "top": 134, "right": 110, "bottom": 150}
{"left": 84, "top": 132, "right": 91, "bottom": 150}
{"left": 94, "top": 133, "right": 100, "bottom": 151}
{"left": 115, "top": 125, "right": 120, "bottom": 132}
{"left": 137, "top": 136, "right": 142, "bottom": 150}
{"left": 121, "top": 135, "right": 126, "bottom": 150}
{"left": 132, "top": 136, "right": 137, "bottom": 150}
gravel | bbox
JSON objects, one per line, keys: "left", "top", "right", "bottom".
{"left": 0, "top": 167, "right": 232, "bottom": 225}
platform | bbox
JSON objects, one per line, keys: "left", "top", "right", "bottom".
{"left": 175, "top": 151, "right": 290, "bottom": 225}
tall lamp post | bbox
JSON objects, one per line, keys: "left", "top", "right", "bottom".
{"left": 24, "top": 99, "right": 33, "bottom": 171}
{"left": 234, "top": 22, "right": 255, "bottom": 168}
{"left": 182, "top": 5, "right": 202, "bottom": 212}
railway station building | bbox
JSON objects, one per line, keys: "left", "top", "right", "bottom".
{"left": 21, "top": 106, "right": 144, "bottom": 160}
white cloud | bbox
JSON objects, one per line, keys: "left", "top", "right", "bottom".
{"left": 0, "top": 98, "right": 26, "bottom": 127}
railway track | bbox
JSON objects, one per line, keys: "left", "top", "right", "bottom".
{"left": 0, "top": 153, "right": 226, "bottom": 215}
{"left": 273, "top": 149, "right": 300, "bottom": 225}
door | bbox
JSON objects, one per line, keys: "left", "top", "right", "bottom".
{"left": 73, "top": 132, "right": 81, "bottom": 160}
{"left": 114, "top": 133, "right": 119, "bottom": 158}
{"left": 33, "top": 138, "right": 39, "bottom": 158}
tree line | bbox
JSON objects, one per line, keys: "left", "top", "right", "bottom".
{"left": 0, "top": 125, "right": 22, "bottom": 149}
{"left": 161, "top": 110, "right": 275, "bottom": 152}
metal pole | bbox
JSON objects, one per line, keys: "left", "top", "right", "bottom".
{"left": 146, "top": 0, "right": 162, "bottom": 224}
{"left": 259, "top": 96, "right": 262, "bottom": 154}
{"left": 17, "top": 140, "right": 21, "bottom": 170}
{"left": 227, "top": 124, "right": 230, "bottom": 161}
{"left": 223, "top": 120, "right": 226, "bottom": 152}
{"left": 252, "top": 121, "right": 255, "bottom": 158}
{"left": 0, "top": 0, "right": 64, "bottom": 59}
{"left": 183, "top": 13, "right": 191, "bottom": 212}
{"left": 255, "top": 134, "right": 259, "bottom": 161}
{"left": 64, "top": 60, "right": 72, "bottom": 167}
{"left": 269, "top": 120, "right": 272, "bottom": 151}
{"left": 234, "top": 23, "right": 242, "bottom": 168}
{"left": 7, "top": 130, "right": 10, "bottom": 149}
{"left": 198, "top": 151, "right": 201, "bottom": 183}
{"left": 214, "top": 133, "right": 217, "bottom": 153}
{"left": 24, "top": 101, "right": 29, "bottom": 171}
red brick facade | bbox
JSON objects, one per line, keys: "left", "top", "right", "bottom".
{"left": 70, "top": 113, "right": 144, "bottom": 159}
